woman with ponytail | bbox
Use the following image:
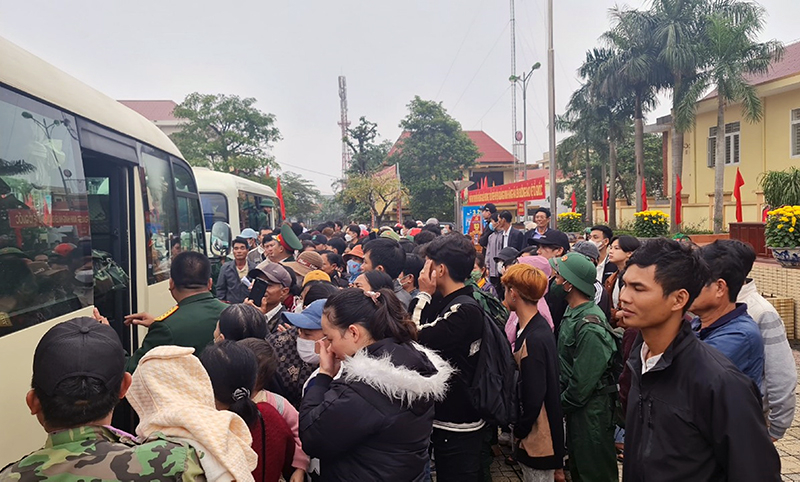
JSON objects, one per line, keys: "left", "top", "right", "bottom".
{"left": 299, "top": 288, "right": 454, "bottom": 481}
{"left": 201, "top": 341, "right": 296, "bottom": 482}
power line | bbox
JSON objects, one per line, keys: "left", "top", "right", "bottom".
{"left": 451, "top": 22, "right": 510, "bottom": 111}
{"left": 473, "top": 85, "right": 512, "bottom": 128}
{"left": 435, "top": 0, "right": 489, "bottom": 100}
{"left": 278, "top": 162, "right": 339, "bottom": 179}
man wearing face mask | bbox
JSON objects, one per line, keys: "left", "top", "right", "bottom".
{"left": 268, "top": 299, "right": 325, "bottom": 409}
{"left": 589, "top": 225, "right": 616, "bottom": 284}
{"left": 550, "top": 252, "right": 619, "bottom": 482}
{"left": 343, "top": 245, "right": 364, "bottom": 284}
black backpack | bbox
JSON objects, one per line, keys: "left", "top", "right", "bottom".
{"left": 456, "top": 294, "right": 518, "bottom": 427}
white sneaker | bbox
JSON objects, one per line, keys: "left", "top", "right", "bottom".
{"left": 498, "top": 431, "right": 512, "bottom": 447}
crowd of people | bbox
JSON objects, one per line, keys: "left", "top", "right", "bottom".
{"left": 1, "top": 203, "right": 796, "bottom": 482}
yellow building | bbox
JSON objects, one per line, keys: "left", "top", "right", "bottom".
{"left": 648, "top": 40, "right": 800, "bottom": 231}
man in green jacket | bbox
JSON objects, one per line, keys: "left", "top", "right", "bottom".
{"left": 124, "top": 251, "right": 227, "bottom": 373}
{"left": 550, "top": 252, "right": 618, "bottom": 482}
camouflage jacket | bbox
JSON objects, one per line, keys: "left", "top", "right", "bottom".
{"left": 0, "top": 425, "right": 206, "bottom": 481}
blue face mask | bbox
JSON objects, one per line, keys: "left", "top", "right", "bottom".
{"left": 347, "top": 260, "right": 362, "bottom": 281}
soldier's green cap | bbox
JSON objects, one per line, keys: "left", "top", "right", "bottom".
{"left": 260, "top": 199, "right": 275, "bottom": 208}
{"left": 276, "top": 223, "right": 303, "bottom": 251}
{"left": 549, "top": 252, "right": 596, "bottom": 298}
{"left": 0, "top": 247, "right": 29, "bottom": 258}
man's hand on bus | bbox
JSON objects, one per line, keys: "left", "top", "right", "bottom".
{"left": 124, "top": 312, "right": 156, "bottom": 328}
{"left": 92, "top": 307, "right": 110, "bottom": 326}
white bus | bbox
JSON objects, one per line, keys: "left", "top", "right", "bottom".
{"left": 193, "top": 166, "right": 278, "bottom": 241}
{"left": 0, "top": 36, "right": 206, "bottom": 465}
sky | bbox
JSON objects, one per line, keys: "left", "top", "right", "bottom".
{"left": 1, "top": 0, "right": 798, "bottom": 194}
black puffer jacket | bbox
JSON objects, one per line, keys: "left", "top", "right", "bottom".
{"left": 299, "top": 338, "right": 453, "bottom": 482}
{"left": 624, "top": 321, "right": 780, "bottom": 482}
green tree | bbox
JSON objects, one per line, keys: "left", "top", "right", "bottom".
{"left": 345, "top": 117, "right": 393, "bottom": 176}
{"left": 338, "top": 168, "right": 408, "bottom": 226}
{"left": 678, "top": 5, "right": 782, "bottom": 232}
{"left": 271, "top": 172, "right": 321, "bottom": 223}
{"left": 171, "top": 93, "right": 281, "bottom": 177}
{"left": 617, "top": 132, "right": 667, "bottom": 202}
{"left": 390, "top": 97, "right": 480, "bottom": 221}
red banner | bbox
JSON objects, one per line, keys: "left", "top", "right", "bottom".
{"left": 467, "top": 177, "right": 546, "bottom": 205}
{"left": 517, "top": 201, "right": 525, "bottom": 216}
{"left": 9, "top": 209, "right": 89, "bottom": 231}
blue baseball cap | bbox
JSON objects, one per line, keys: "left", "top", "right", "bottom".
{"left": 240, "top": 228, "right": 259, "bottom": 239}
{"left": 281, "top": 299, "right": 326, "bottom": 330}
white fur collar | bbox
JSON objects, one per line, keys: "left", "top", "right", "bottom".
{"left": 342, "top": 342, "right": 454, "bottom": 406}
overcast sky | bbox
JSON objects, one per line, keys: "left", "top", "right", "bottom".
{"left": 1, "top": 0, "right": 797, "bottom": 194}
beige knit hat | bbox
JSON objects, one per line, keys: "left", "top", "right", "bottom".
{"left": 126, "top": 346, "right": 257, "bottom": 481}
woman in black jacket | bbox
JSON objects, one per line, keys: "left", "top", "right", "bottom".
{"left": 299, "top": 288, "right": 453, "bottom": 481}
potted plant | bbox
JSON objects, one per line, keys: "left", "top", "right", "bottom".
{"left": 760, "top": 167, "right": 800, "bottom": 209}
{"left": 764, "top": 206, "right": 800, "bottom": 268}
{"left": 633, "top": 210, "right": 669, "bottom": 238}
{"left": 557, "top": 212, "right": 583, "bottom": 233}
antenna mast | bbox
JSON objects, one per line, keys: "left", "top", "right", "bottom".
{"left": 338, "top": 76, "right": 352, "bottom": 177}
{"left": 510, "top": 0, "right": 520, "bottom": 181}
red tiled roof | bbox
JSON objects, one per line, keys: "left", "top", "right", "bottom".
{"left": 388, "top": 130, "right": 516, "bottom": 165}
{"left": 118, "top": 100, "right": 179, "bottom": 121}
{"left": 703, "top": 40, "right": 800, "bottom": 101}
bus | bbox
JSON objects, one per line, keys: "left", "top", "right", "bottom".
{"left": 0, "top": 36, "right": 206, "bottom": 465}
{"left": 193, "top": 166, "right": 278, "bottom": 242}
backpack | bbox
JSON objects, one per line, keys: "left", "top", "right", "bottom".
{"left": 455, "top": 294, "right": 518, "bottom": 427}
{"left": 92, "top": 250, "right": 129, "bottom": 295}
{"left": 575, "top": 314, "right": 625, "bottom": 425}
{"left": 466, "top": 279, "right": 510, "bottom": 331}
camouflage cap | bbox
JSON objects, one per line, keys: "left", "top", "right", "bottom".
{"left": 33, "top": 317, "right": 126, "bottom": 395}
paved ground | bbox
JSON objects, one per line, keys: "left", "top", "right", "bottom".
{"left": 485, "top": 343, "right": 800, "bottom": 481}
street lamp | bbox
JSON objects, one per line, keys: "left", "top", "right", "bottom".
{"left": 510, "top": 62, "right": 541, "bottom": 219}
{"left": 443, "top": 180, "right": 474, "bottom": 231}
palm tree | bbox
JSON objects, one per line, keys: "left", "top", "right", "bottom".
{"left": 677, "top": 4, "right": 782, "bottom": 232}
{"left": 601, "top": 8, "right": 664, "bottom": 212}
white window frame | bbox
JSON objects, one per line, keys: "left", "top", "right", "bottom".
{"left": 791, "top": 108, "right": 800, "bottom": 158}
{"left": 707, "top": 122, "right": 740, "bottom": 168}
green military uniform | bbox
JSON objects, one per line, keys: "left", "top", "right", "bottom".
{"left": 0, "top": 426, "right": 204, "bottom": 481}
{"left": 558, "top": 300, "right": 618, "bottom": 482}
{"left": 126, "top": 291, "right": 227, "bottom": 373}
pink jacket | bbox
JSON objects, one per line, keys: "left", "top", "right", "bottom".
{"left": 504, "top": 256, "right": 553, "bottom": 350}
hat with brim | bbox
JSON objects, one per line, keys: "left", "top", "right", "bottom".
{"left": 275, "top": 224, "right": 303, "bottom": 252}
{"left": 302, "top": 270, "right": 331, "bottom": 286}
{"left": 280, "top": 299, "right": 326, "bottom": 330}
{"left": 282, "top": 251, "right": 324, "bottom": 278}
{"left": 528, "top": 230, "right": 571, "bottom": 253}
{"left": 494, "top": 247, "right": 520, "bottom": 264}
{"left": 572, "top": 240, "right": 600, "bottom": 263}
{"left": 0, "top": 247, "right": 30, "bottom": 259}
{"left": 343, "top": 244, "right": 365, "bottom": 261}
{"left": 248, "top": 260, "right": 292, "bottom": 288}
{"left": 549, "top": 252, "right": 596, "bottom": 298}
{"left": 260, "top": 199, "right": 275, "bottom": 208}
{"left": 240, "top": 228, "right": 259, "bottom": 240}
{"left": 379, "top": 229, "right": 401, "bottom": 241}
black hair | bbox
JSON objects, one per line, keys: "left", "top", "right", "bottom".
{"left": 218, "top": 303, "right": 268, "bottom": 340}
{"left": 35, "top": 376, "right": 121, "bottom": 429}
{"left": 475, "top": 251, "right": 487, "bottom": 270}
{"left": 361, "top": 270, "right": 394, "bottom": 291}
{"left": 322, "top": 251, "right": 344, "bottom": 270}
{"left": 363, "top": 238, "right": 406, "bottom": 279}
{"left": 399, "top": 238, "right": 415, "bottom": 254}
{"left": 303, "top": 281, "right": 340, "bottom": 305}
{"left": 171, "top": 251, "right": 211, "bottom": 289}
{"left": 334, "top": 220, "right": 344, "bottom": 229}
{"left": 231, "top": 237, "right": 248, "bottom": 249}
{"left": 414, "top": 230, "right": 436, "bottom": 246}
{"left": 699, "top": 240, "right": 748, "bottom": 302}
{"left": 301, "top": 240, "right": 315, "bottom": 251}
{"left": 499, "top": 211, "right": 513, "bottom": 223}
{"left": 422, "top": 232, "right": 476, "bottom": 282}
{"left": 724, "top": 239, "right": 757, "bottom": 275}
{"left": 402, "top": 253, "right": 425, "bottom": 289}
{"left": 261, "top": 234, "right": 273, "bottom": 245}
{"left": 298, "top": 233, "right": 312, "bottom": 241}
{"left": 323, "top": 288, "right": 417, "bottom": 343}
{"left": 421, "top": 224, "right": 442, "bottom": 236}
{"left": 347, "top": 224, "right": 361, "bottom": 236}
{"left": 327, "top": 237, "right": 346, "bottom": 255}
{"left": 200, "top": 341, "right": 260, "bottom": 428}
{"left": 237, "top": 338, "right": 278, "bottom": 394}
{"left": 591, "top": 225, "right": 614, "bottom": 240}
{"left": 291, "top": 222, "right": 303, "bottom": 237}
{"left": 534, "top": 207, "right": 551, "bottom": 218}
{"left": 404, "top": 220, "right": 416, "bottom": 230}
{"left": 627, "top": 238, "right": 710, "bottom": 314}
{"left": 610, "top": 235, "right": 641, "bottom": 253}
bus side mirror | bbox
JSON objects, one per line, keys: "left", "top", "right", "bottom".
{"left": 210, "top": 221, "right": 231, "bottom": 258}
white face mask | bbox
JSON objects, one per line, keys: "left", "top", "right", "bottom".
{"left": 593, "top": 239, "right": 606, "bottom": 251}
{"left": 296, "top": 337, "right": 320, "bottom": 364}
{"left": 345, "top": 234, "right": 353, "bottom": 242}
{"left": 293, "top": 301, "right": 304, "bottom": 314}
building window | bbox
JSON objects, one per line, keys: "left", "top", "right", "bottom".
{"left": 792, "top": 109, "right": 800, "bottom": 157}
{"left": 707, "top": 122, "right": 740, "bottom": 167}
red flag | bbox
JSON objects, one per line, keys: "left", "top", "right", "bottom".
{"left": 276, "top": 177, "right": 286, "bottom": 221}
{"left": 602, "top": 184, "right": 609, "bottom": 222}
{"left": 25, "top": 193, "right": 35, "bottom": 210}
{"left": 733, "top": 168, "right": 745, "bottom": 222}
{"left": 641, "top": 178, "right": 648, "bottom": 211}
{"left": 42, "top": 197, "right": 51, "bottom": 225}
{"left": 571, "top": 191, "right": 577, "bottom": 212}
{"left": 676, "top": 175, "right": 683, "bottom": 225}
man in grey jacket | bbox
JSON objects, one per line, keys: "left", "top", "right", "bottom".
{"left": 216, "top": 237, "right": 256, "bottom": 304}
{"left": 732, "top": 240, "right": 797, "bottom": 440}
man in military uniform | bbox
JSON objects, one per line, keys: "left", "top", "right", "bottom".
{"left": 550, "top": 252, "right": 619, "bottom": 482}
{"left": 267, "top": 224, "right": 302, "bottom": 264}
{"left": 0, "top": 317, "right": 204, "bottom": 481}
{"left": 258, "top": 198, "right": 274, "bottom": 230}
{"left": 124, "top": 251, "right": 226, "bottom": 373}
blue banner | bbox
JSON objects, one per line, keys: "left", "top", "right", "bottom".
{"left": 462, "top": 206, "right": 484, "bottom": 235}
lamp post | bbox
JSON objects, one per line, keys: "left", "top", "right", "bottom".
{"left": 510, "top": 62, "right": 541, "bottom": 220}
{"left": 444, "top": 180, "right": 474, "bottom": 231}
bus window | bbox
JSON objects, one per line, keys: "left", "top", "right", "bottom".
{"left": 173, "top": 162, "right": 195, "bottom": 193}
{"left": 141, "top": 147, "right": 177, "bottom": 284}
{"left": 177, "top": 195, "right": 205, "bottom": 255}
{"left": 0, "top": 87, "right": 90, "bottom": 337}
{"left": 200, "top": 193, "right": 228, "bottom": 231}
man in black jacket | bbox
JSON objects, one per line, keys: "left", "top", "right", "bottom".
{"left": 411, "top": 234, "right": 485, "bottom": 482}
{"left": 618, "top": 238, "right": 780, "bottom": 482}
{"left": 478, "top": 203, "right": 497, "bottom": 249}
